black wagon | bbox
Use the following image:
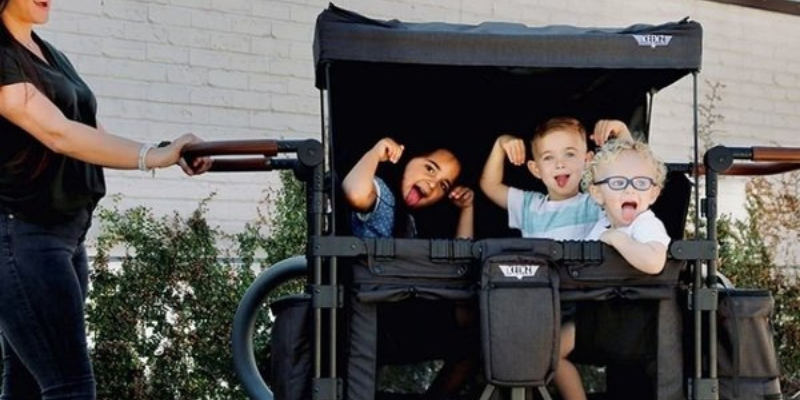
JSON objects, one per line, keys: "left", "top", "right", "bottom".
{"left": 183, "top": 4, "right": 793, "bottom": 400}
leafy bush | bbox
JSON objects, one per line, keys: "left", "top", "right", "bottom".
{"left": 236, "top": 171, "right": 307, "bottom": 269}
{"left": 87, "top": 171, "right": 307, "bottom": 400}
{"left": 88, "top": 196, "right": 257, "bottom": 400}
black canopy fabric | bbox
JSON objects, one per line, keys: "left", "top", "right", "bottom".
{"left": 314, "top": 3, "right": 703, "bottom": 89}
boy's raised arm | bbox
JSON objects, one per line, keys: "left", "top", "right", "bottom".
{"left": 480, "top": 135, "right": 523, "bottom": 210}
{"left": 342, "top": 138, "right": 403, "bottom": 212}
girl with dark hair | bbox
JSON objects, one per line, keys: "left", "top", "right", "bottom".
{"left": 342, "top": 137, "right": 478, "bottom": 399}
{"left": 343, "top": 137, "right": 474, "bottom": 239}
{"left": 0, "top": 1, "right": 211, "bottom": 398}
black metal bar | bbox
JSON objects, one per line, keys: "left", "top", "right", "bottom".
{"left": 669, "top": 240, "right": 717, "bottom": 261}
{"left": 692, "top": 73, "right": 701, "bottom": 250}
{"left": 704, "top": 158, "right": 719, "bottom": 384}
{"left": 690, "top": 73, "right": 704, "bottom": 397}
{"left": 693, "top": 258, "right": 703, "bottom": 393}
{"left": 309, "top": 163, "right": 325, "bottom": 383}
{"left": 297, "top": 140, "right": 325, "bottom": 169}
{"left": 323, "top": 62, "right": 339, "bottom": 385}
{"left": 277, "top": 140, "right": 309, "bottom": 153}
{"left": 704, "top": 146, "right": 734, "bottom": 174}
{"left": 269, "top": 159, "right": 300, "bottom": 171}
{"left": 666, "top": 162, "right": 693, "bottom": 174}
{"left": 727, "top": 147, "right": 755, "bottom": 160}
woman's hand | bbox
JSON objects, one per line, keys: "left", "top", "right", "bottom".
{"left": 149, "top": 133, "right": 213, "bottom": 175}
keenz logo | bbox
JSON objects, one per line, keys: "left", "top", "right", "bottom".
{"left": 498, "top": 264, "right": 540, "bottom": 280}
{"left": 632, "top": 34, "right": 673, "bottom": 48}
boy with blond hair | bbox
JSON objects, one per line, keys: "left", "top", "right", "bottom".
{"left": 480, "top": 117, "right": 631, "bottom": 239}
{"left": 480, "top": 117, "right": 634, "bottom": 400}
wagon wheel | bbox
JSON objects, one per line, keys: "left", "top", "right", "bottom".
{"left": 232, "top": 256, "right": 308, "bottom": 400}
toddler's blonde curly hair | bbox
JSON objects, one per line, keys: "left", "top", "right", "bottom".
{"left": 581, "top": 139, "right": 667, "bottom": 193}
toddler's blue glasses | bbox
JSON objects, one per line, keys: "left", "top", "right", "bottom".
{"left": 593, "top": 176, "right": 656, "bottom": 191}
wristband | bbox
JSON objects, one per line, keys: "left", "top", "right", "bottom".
{"left": 138, "top": 143, "right": 155, "bottom": 171}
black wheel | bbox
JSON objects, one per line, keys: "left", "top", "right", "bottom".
{"left": 232, "top": 256, "right": 308, "bottom": 400}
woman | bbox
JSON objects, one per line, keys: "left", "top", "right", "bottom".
{"left": 0, "top": 0, "right": 211, "bottom": 398}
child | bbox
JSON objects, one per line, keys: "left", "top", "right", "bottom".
{"left": 479, "top": 117, "right": 631, "bottom": 400}
{"left": 555, "top": 139, "right": 671, "bottom": 400}
{"left": 583, "top": 139, "right": 671, "bottom": 273}
{"left": 479, "top": 117, "right": 631, "bottom": 239}
{"left": 343, "top": 137, "right": 474, "bottom": 239}
{"left": 342, "top": 137, "right": 477, "bottom": 399}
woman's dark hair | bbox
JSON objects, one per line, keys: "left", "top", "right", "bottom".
{"left": 1, "top": 1, "right": 45, "bottom": 91}
{"left": 1, "top": 0, "right": 52, "bottom": 177}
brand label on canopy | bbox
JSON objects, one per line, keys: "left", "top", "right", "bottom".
{"left": 633, "top": 34, "right": 673, "bottom": 48}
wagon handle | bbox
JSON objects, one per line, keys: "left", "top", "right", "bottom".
{"left": 181, "top": 139, "right": 322, "bottom": 172}
{"left": 751, "top": 146, "right": 800, "bottom": 162}
{"left": 692, "top": 162, "right": 800, "bottom": 176}
{"left": 687, "top": 146, "right": 800, "bottom": 176}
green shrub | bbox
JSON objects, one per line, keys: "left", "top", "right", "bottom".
{"left": 88, "top": 197, "right": 257, "bottom": 400}
{"left": 87, "top": 171, "right": 307, "bottom": 400}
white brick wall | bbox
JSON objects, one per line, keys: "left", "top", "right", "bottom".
{"left": 37, "top": 0, "right": 800, "bottom": 255}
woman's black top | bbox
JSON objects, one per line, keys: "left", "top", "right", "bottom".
{"left": 0, "top": 33, "right": 105, "bottom": 224}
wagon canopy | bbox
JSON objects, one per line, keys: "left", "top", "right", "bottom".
{"left": 313, "top": 3, "right": 702, "bottom": 89}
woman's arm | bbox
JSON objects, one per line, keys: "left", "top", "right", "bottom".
{"left": 0, "top": 82, "right": 209, "bottom": 174}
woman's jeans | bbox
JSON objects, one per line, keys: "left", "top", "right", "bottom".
{"left": 0, "top": 210, "right": 96, "bottom": 400}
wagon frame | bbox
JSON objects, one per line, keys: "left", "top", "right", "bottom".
{"left": 182, "top": 5, "right": 799, "bottom": 400}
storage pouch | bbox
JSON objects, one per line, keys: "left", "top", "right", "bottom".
{"left": 352, "top": 239, "right": 476, "bottom": 304}
{"left": 268, "top": 294, "right": 312, "bottom": 400}
{"left": 558, "top": 241, "right": 684, "bottom": 291}
{"left": 480, "top": 252, "right": 559, "bottom": 387}
{"left": 717, "top": 289, "right": 782, "bottom": 400}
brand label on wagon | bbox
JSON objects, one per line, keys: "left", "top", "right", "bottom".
{"left": 632, "top": 34, "right": 673, "bottom": 48}
{"left": 498, "top": 264, "right": 540, "bottom": 280}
